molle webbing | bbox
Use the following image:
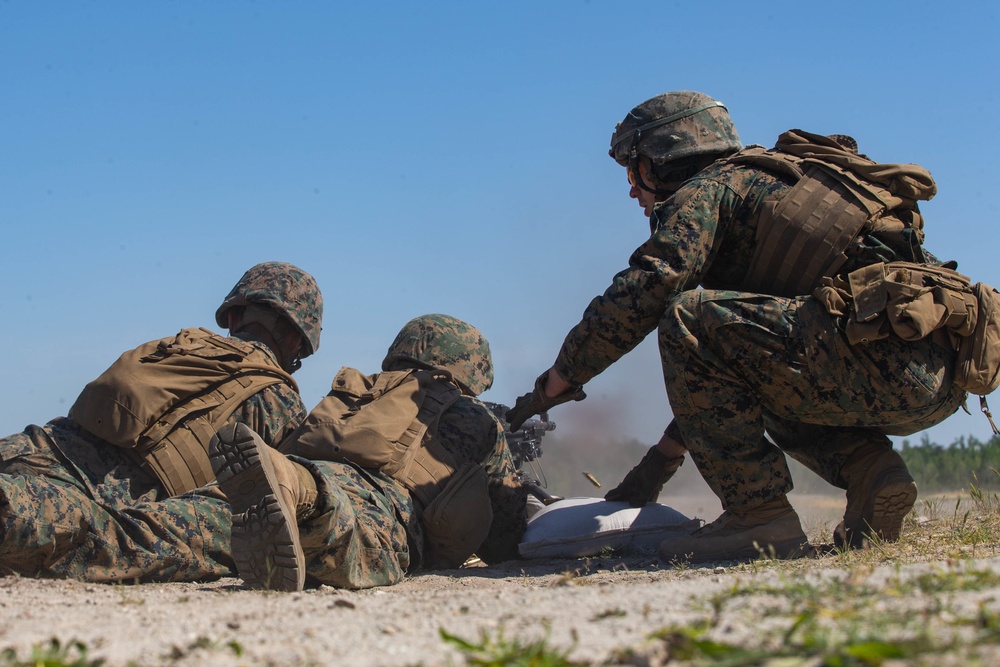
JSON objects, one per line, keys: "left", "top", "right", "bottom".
{"left": 379, "top": 376, "right": 465, "bottom": 509}
{"left": 282, "top": 367, "right": 464, "bottom": 507}
{"left": 280, "top": 367, "right": 490, "bottom": 567}
{"left": 136, "top": 372, "right": 288, "bottom": 495}
{"left": 745, "top": 160, "right": 879, "bottom": 296}
{"left": 69, "top": 328, "right": 297, "bottom": 496}
{"left": 733, "top": 130, "right": 935, "bottom": 297}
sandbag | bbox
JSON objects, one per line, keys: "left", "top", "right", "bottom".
{"left": 518, "top": 497, "right": 699, "bottom": 559}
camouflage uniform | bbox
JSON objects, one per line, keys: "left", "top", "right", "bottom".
{"left": 553, "top": 158, "right": 966, "bottom": 510}
{"left": 212, "top": 313, "right": 527, "bottom": 591}
{"left": 0, "top": 261, "right": 322, "bottom": 582}
{"left": 0, "top": 337, "right": 305, "bottom": 582}
{"left": 294, "top": 396, "right": 525, "bottom": 589}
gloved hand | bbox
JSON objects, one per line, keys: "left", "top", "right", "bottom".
{"left": 506, "top": 371, "right": 586, "bottom": 431}
{"left": 604, "top": 446, "right": 684, "bottom": 507}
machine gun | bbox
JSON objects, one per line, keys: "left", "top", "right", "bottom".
{"left": 484, "top": 402, "right": 562, "bottom": 506}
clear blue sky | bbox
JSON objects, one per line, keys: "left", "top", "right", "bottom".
{"left": 2, "top": 2, "right": 998, "bottom": 456}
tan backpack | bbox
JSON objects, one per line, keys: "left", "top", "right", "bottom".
{"left": 282, "top": 366, "right": 494, "bottom": 568}
{"left": 69, "top": 328, "right": 297, "bottom": 495}
{"left": 733, "top": 129, "right": 937, "bottom": 297}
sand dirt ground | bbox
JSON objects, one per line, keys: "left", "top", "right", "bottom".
{"left": 8, "top": 492, "right": 985, "bottom": 666}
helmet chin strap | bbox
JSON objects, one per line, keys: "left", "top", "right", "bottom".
{"left": 286, "top": 354, "right": 302, "bottom": 374}
{"left": 622, "top": 128, "right": 675, "bottom": 199}
{"left": 633, "top": 164, "right": 678, "bottom": 198}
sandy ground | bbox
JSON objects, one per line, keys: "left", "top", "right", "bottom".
{"left": 0, "top": 556, "right": 736, "bottom": 666}
{"left": 4, "top": 550, "right": 1000, "bottom": 666}
{"left": 2, "top": 493, "right": 996, "bottom": 666}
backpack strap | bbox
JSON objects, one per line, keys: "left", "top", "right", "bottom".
{"left": 131, "top": 333, "right": 297, "bottom": 496}
{"left": 136, "top": 373, "right": 288, "bottom": 495}
{"left": 385, "top": 372, "right": 464, "bottom": 509}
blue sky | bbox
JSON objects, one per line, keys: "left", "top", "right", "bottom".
{"left": 2, "top": 2, "right": 998, "bottom": 455}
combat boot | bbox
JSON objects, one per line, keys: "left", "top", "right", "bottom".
{"left": 210, "top": 422, "right": 318, "bottom": 592}
{"left": 657, "top": 496, "right": 809, "bottom": 564}
{"left": 835, "top": 441, "right": 917, "bottom": 549}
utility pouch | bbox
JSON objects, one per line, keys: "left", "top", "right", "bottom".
{"left": 956, "top": 282, "right": 1000, "bottom": 396}
{"left": 817, "top": 261, "right": 999, "bottom": 397}
{"left": 420, "top": 461, "right": 493, "bottom": 569}
{"left": 877, "top": 263, "right": 975, "bottom": 342}
{"left": 848, "top": 263, "right": 889, "bottom": 324}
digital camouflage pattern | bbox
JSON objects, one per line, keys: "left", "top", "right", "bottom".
{"left": 659, "top": 290, "right": 964, "bottom": 509}
{"left": 0, "top": 419, "right": 233, "bottom": 581}
{"left": 215, "top": 261, "right": 324, "bottom": 357}
{"left": 554, "top": 154, "right": 965, "bottom": 510}
{"left": 291, "top": 393, "right": 527, "bottom": 588}
{"left": 609, "top": 91, "right": 742, "bottom": 167}
{"left": 0, "top": 339, "right": 306, "bottom": 582}
{"left": 381, "top": 313, "right": 494, "bottom": 396}
{"left": 294, "top": 459, "right": 413, "bottom": 589}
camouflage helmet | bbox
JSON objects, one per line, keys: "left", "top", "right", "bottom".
{"left": 609, "top": 91, "right": 742, "bottom": 168}
{"left": 215, "top": 261, "right": 323, "bottom": 357}
{"left": 382, "top": 314, "right": 494, "bottom": 396}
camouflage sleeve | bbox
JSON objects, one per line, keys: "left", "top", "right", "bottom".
{"left": 438, "top": 398, "right": 528, "bottom": 564}
{"left": 553, "top": 178, "right": 741, "bottom": 386}
{"left": 226, "top": 381, "right": 307, "bottom": 448}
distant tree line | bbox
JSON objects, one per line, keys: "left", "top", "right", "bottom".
{"left": 900, "top": 434, "right": 1000, "bottom": 493}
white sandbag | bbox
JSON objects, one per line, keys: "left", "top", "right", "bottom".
{"left": 518, "top": 497, "right": 700, "bottom": 559}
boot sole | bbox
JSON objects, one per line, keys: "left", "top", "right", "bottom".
{"left": 867, "top": 479, "right": 917, "bottom": 542}
{"left": 836, "top": 477, "right": 917, "bottom": 549}
{"left": 210, "top": 423, "right": 305, "bottom": 592}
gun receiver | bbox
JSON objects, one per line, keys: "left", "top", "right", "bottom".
{"left": 484, "top": 401, "right": 561, "bottom": 505}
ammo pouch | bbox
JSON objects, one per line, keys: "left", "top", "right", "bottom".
{"left": 814, "top": 262, "right": 1000, "bottom": 395}
{"left": 69, "top": 328, "right": 297, "bottom": 495}
{"left": 421, "top": 462, "right": 493, "bottom": 569}
{"left": 283, "top": 367, "right": 493, "bottom": 566}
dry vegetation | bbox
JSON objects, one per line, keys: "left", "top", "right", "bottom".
{"left": 443, "top": 482, "right": 1000, "bottom": 667}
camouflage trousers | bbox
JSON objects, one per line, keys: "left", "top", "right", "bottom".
{"left": 296, "top": 458, "right": 418, "bottom": 590}
{"left": 0, "top": 419, "right": 418, "bottom": 588}
{"left": 659, "top": 290, "right": 966, "bottom": 510}
{"left": 0, "top": 418, "right": 234, "bottom": 583}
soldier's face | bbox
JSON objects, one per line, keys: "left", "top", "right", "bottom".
{"left": 627, "top": 160, "right": 664, "bottom": 218}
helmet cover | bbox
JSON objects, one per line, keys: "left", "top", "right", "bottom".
{"left": 382, "top": 313, "right": 494, "bottom": 396}
{"left": 609, "top": 91, "right": 742, "bottom": 167}
{"left": 215, "top": 261, "right": 323, "bottom": 357}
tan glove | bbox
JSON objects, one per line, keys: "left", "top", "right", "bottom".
{"left": 506, "top": 371, "right": 586, "bottom": 431}
{"left": 604, "top": 446, "right": 684, "bottom": 507}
